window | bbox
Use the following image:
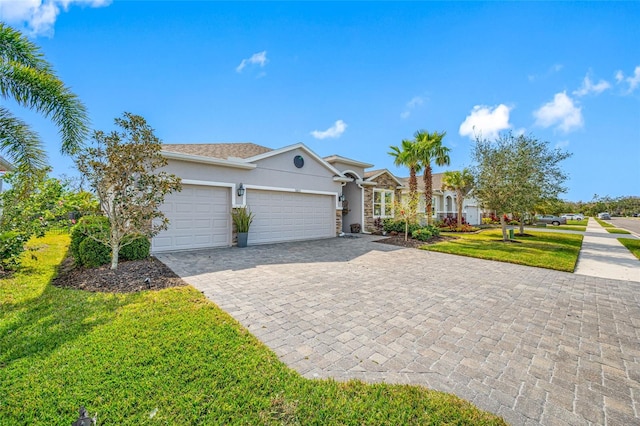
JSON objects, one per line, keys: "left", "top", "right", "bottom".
{"left": 373, "top": 189, "right": 394, "bottom": 218}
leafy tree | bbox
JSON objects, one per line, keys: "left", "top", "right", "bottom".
{"left": 0, "top": 23, "right": 89, "bottom": 175}
{"left": 441, "top": 168, "right": 474, "bottom": 227}
{"left": 75, "top": 112, "right": 181, "bottom": 270}
{"left": 415, "top": 130, "right": 450, "bottom": 225}
{"left": 472, "top": 132, "right": 571, "bottom": 240}
{"left": 0, "top": 169, "right": 98, "bottom": 238}
{"left": 507, "top": 133, "right": 571, "bottom": 233}
{"left": 389, "top": 139, "right": 422, "bottom": 216}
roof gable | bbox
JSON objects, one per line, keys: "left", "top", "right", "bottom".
{"left": 245, "top": 143, "right": 344, "bottom": 176}
{"left": 364, "top": 169, "right": 404, "bottom": 186}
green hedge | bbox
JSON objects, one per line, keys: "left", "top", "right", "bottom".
{"left": 383, "top": 218, "right": 422, "bottom": 235}
{"left": 70, "top": 216, "right": 150, "bottom": 267}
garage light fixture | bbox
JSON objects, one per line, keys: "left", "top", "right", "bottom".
{"left": 237, "top": 183, "right": 245, "bottom": 197}
{"left": 338, "top": 194, "right": 345, "bottom": 202}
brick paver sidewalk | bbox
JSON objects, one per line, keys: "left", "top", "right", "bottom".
{"left": 158, "top": 236, "right": 640, "bottom": 425}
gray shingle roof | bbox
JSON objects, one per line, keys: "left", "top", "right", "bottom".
{"left": 162, "top": 143, "right": 272, "bottom": 160}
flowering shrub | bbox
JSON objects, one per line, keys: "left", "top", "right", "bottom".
{"left": 445, "top": 224, "right": 480, "bottom": 233}
{"left": 411, "top": 225, "right": 441, "bottom": 241}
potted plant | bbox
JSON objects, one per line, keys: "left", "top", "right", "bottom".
{"left": 231, "top": 207, "right": 254, "bottom": 248}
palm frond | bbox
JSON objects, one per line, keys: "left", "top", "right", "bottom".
{"left": 0, "top": 60, "right": 89, "bottom": 155}
{"left": 0, "top": 107, "right": 48, "bottom": 173}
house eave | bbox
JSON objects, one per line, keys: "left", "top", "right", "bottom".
{"left": 324, "top": 155, "right": 374, "bottom": 169}
{"left": 162, "top": 151, "right": 256, "bottom": 169}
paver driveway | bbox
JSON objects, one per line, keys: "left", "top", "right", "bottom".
{"left": 157, "top": 235, "right": 640, "bottom": 425}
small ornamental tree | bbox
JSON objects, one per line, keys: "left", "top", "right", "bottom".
{"left": 76, "top": 112, "right": 182, "bottom": 270}
{"left": 394, "top": 192, "right": 420, "bottom": 241}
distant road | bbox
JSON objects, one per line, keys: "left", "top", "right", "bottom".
{"left": 610, "top": 217, "right": 640, "bottom": 235}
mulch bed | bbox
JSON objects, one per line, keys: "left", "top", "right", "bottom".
{"left": 52, "top": 255, "right": 187, "bottom": 293}
{"left": 374, "top": 234, "right": 454, "bottom": 249}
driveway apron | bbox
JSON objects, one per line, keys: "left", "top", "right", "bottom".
{"left": 157, "top": 236, "right": 640, "bottom": 426}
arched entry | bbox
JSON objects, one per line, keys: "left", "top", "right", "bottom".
{"left": 341, "top": 171, "right": 363, "bottom": 233}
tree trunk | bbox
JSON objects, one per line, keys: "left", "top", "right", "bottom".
{"left": 519, "top": 213, "right": 525, "bottom": 235}
{"left": 456, "top": 190, "right": 463, "bottom": 227}
{"left": 404, "top": 220, "right": 408, "bottom": 241}
{"left": 500, "top": 214, "right": 508, "bottom": 241}
{"left": 409, "top": 167, "right": 417, "bottom": 216}
{"left": 424, "top": 165, "right": 433, "bottom": 225}
{"left": 110, "top": 240, "right": 119, "bottom": 270}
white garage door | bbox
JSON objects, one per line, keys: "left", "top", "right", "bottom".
{"left": 152, "top": 185, "right": 230, "bottom": 252}
{"left": 246, "top": 190, "right": 335, "bottom": 245}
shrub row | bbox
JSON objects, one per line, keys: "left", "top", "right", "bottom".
{"left": 383, "top": 219, "right": 440, "bottom": 241}
{"left": 70, "top": 216, "right": 150, "bottom": 268}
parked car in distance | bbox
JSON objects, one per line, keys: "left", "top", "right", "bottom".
{"left": 561, "top": 213, "right": 584, "bottom": 221}
{"left": 535, "top": 215, "right": 567, "bottom": 226}
{"left": 597, "top": 212, "right": 611, "bottom": 220}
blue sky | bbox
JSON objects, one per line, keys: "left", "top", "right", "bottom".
{"left": 1, "top": 1, "right": 638, "bottom": 201}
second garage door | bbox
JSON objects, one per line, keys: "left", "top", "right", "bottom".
{"left": 246, "top": 190, "right": 335, "bottom": 244}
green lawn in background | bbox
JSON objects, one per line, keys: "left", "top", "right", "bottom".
{"left": 619, "top": 238, "right": 640, "bottom": 260}
{"left": 424, "top": 229, "right": 583, "bottom": 272}
{"left": 0, "top": 234, "right": 505, "bottom": 425}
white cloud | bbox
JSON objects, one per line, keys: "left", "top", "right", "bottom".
{"left": 555, "top": 140, "right": 570, "bottom": 149}
{"left": 310, "top": 120, "right": 347, "bottom": 140}
{"left": 614, "top": 66, "right": 640, "bottom": 94}
{"left": 400, "top": 96, "right": 424, "bottom": 119}
{"left": 0, "top": 0, "right": 111, "bottom": 36}
{"left": 573, "top": 75, "right": 611, "bottom": 97}
{"left": 236, "top": 50, "right": 268, "bottom": 73}
{"left": 458, "top": 104, "right": 512, "bottom": 140}
{"left": 533, "top": 92, "right": 583, "bottom": 133}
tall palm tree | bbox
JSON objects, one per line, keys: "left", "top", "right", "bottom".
{"left": 0, "top": 23, "right": 88, "bottom": 174}
{"left": 442, "top": 168, "right": 474, "bottom": 227}
{"left": 415, "top": 130, "right": 450, "bottom": 225}
{"left": 388, "top": 138, "right": 422, "bottom": 216}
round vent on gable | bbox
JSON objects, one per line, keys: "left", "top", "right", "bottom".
{"left": 294, "top": 155, "right": 304, "bottom": 168}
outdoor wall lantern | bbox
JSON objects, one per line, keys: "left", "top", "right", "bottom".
{"left": 237, "top": 183, "right": 245, "bottom": 197}
{"left": 338, "top": 194, "right": 345, "bottom": 202}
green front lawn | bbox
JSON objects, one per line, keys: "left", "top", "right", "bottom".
{"left": 0, "top": 234, "right": 505, "bottom": 425}
{"left": 619, "top": 238, "right": 640, "bottom": 260}
{"left": 424, "top": 229, "right": 583, "bottom": 272}
{"left": 567, "top": 219, "right": 588, "bottom": 226}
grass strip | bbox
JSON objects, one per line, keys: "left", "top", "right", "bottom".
{"left": 618, "top": 238, "right": 640, "bottom": 260}
{"left": 595, "top": 218, "right": 614, "bottom": 228}
{"left": 423, "top": 229, "right": 583, "bottom": 272}
{"left": 0, "top": 234, "right": 506, "bottom": 425}
{"left": 606, "top": 228, "right": 631, "bottom": 234}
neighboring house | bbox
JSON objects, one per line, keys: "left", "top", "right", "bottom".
{"left": 153, "top": 142, "right": 483, "bottom": 252}
{"left": 0, "top": 155, "right": 14, "bottom": 193}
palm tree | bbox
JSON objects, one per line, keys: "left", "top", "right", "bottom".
{"left": 388, "top": 139, "right": 422, "bottom": 216}
{"left": 415, "top": 130, "right": 450, "bottom": 225}
{"left": 442, "top": 168, "right": 474, "bottom": 227}
{"left": 0, "top": 23, "right": 88, "bottom": 174}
